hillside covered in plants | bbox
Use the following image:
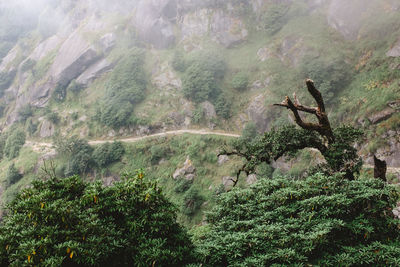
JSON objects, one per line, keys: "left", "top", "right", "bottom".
{"left": 0, "top": 0, "right": 399, "bottom": 265}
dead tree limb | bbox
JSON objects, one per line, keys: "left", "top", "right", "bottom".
{"left": 274, "top": 79, "right": 334, "bottom": 144}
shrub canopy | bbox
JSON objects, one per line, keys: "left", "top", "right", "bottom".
{"left": 196, "top": 173, "right": 400, "bottom": 266}
{"left": 0, "top": 172, "right": 195, "bottom": 266}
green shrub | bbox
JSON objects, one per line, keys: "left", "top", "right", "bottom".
{"left": 52, "top": 83, "right": 67, "bottom": 102}
{"left": 171, "top": 51, "right": 186, "bottom": 72}
{"left": 92, "top": 141, "right": 125, "bottom": 168}
{"left": 97, "top": 49, "right": 147, "bottom": 128}
{"left": 4, "top": 128, "right": 26, "bottom": 159}
{"left": 0, "top": 173, "right": 196, "bottom": 266}
{"left": 197, "top": 173, "right": 400, "bottom": 266}
{"left": 67, "top": 80, "right": 84, "bottom": 94}
{"left": 174, "top": 178, "right": 193, "bottom": 193}
{"left": 150, "top": 145, "right": 169, "bottom": 165}
{"left": 231, "top": 72, "right": 249, "bottom": 91}
{"left": 0, "top": 70, "right": 16, "bottom": 95}
{"left": 214, "top": 94, "right": 232, "bottom": 119}
{"left": 46, "top": 112, "right": 60, "bottom": 124}
{"left": 5, "top": 163, "right": 22, "bottom": 187}
{"left": 260, "top": 3, "right": 290, "bottom": 34}
{"left": 182, "top": 187, "right": 204, "bottom": 216}
{"left": 182, "top": 63, "right": 219, "bottom": 103}
{"left": 17, "top": 104, "right": 33, "bottom": 122}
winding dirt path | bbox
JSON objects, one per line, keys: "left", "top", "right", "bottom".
{"left": 24, "top": 130, "right": 400, "bottom": 174}
{"left": 25, "top": 129, "right": 240, "bottom": 150}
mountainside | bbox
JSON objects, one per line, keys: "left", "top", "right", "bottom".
{"left": 0, "top": 0, "right": 399, "bottom": 224}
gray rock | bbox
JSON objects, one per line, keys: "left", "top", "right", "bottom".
{"left": 367, "top": 108, "right": 396, "bottom": 124}
{"left": 28, "top": 35, "right": 62, "bottom": 61}
{"left": 222, "top": 176, "right": 235, "bottom": 190}
{"left": 246, "top": 174, "right": 258, "bottom": 185}
{"left": 201, "top": 101, "right": 217, "bottom": 120}
{"left": 99, "top": 33, "right": 116, "bottom": 53}
{"left": 218, "top": 155, "right": 229, "bottom": 165}
{"left": 210, "top": 10, "right": 248, "bottom": 48}
{"left": 247, "top": 94, "right": 272, "bottom": 133}
{"left": 327, "top": 0, "right": 372, "bottom": 40}
{"left": 387, "top": 38, "right": 400, "bottom": 57}
{"left": 134, "top": 0, "right": 177, "bottom": 49}
{"left": 76, "top": 58, "right": 113, "bottom": 87}
{"left": 50, "top": 29, "right": 100, "bottom": 86}
{"left": 39, "top": 120, "right": 55, "bottom": 138}
{"left": 257, "top": 47, "right": 273, "bottom": 62}
{"left": 173, "top": 157, "right": 196, "bottom": 179}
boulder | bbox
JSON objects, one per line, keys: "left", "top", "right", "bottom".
{"left": 99, "top": 33, "right": 116, "bottom": 53}
{"left": 246, "top": 174, "right": 258, "bottom": 185}
{"left": 218, "top": 155, "right": 229, "bottom": 165}
{"left": 222, "top": 176, "right": 235, "bottom": 190}
{"left": 173, "top": 157, "right": 196, "bottom": 180}
{"left": 76, "top": 58, "right": 113, "bottom": 87}
{"left": 247, "top": 94, "right": 272, "bottom": 133}
{"left": 134, "top": 0, "right": 177, "bottom": 49}
{"left": 201, "top": 101, "right": 217, "bottom": 120}
{"left": 49, "top": 29, "right": 100, "bottom": 86}
{"left": 367, "top": 108, "right": 396, "bottom": 124}
{"left": 387, "top": 38, "right": 400, "bottom": 57}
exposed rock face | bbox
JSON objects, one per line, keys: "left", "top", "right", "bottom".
{"left": 173, "top": 157, "right": 196, "bottom": 180}
{"left": 152, "top": 63, "right": 182, "bottom": 91}
{"left": 201, "top": 101, "right": 217, "bottom": 120}
{"left": 387, "top": 38, "right": 400, "bottom": 57}
{"left": 76, "top": 58, "right": 113, "bottom": 87}
{"left": 28, "top": 36, "right": 62, "bottom": 62}
{"left": 180, "top": 6, "right": 247, "bottom": 48}
{"left": 50, "top": 29, "right": 100, "bottom": 87}
{"left": 247, "top": 94, "right": 272, "bottom": 133}
{"left": 39, "top": 120, "right": 55, "bottom": 138}
{"left": 327, "top": 0, "right": 372, "bottom": 40}
{"left": 135, "top": 0, "right": 177, "bottom": 49}
{"left": 367, "top": 107, "right": 396, "bottom": 124}
{"left": 210, "top": 10, "right": 248, "bottom": 48}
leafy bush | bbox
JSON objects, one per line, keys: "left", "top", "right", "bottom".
{"left": 174, "top": 178, "right": 193, "bottom": 193}
{"left": 46, "top": 112, "right": 60, "bottom": 125}
{"left": 0, "top": 173, "right": 196, "bottom": 266}
{"left": 97, "top": 49, "right": 147, "bottom": 128}
{"left": 299, "top": 54, "right": 352, "bottom": 102}
{"left": 52, "top": 83, "right": 67, "bottom": 102}
{"left": 17, "top": 104, "right": 33, "bottom": 122}
{"left": 196, "top": 173, "right": 400, "bottom": 266}
{"left": 67, "top": 80, "right": 84, "bottom": 94}
{"left": 172, "top": 51, "right": 186, "bottom": 72}
{"left": 4, "top": 128, "right": 26, "bottom": 159}
{"left": 54, "top": 136, "right": 93, "bottom": 175}
{"left": 0, "top": 70, "right": 16, "bottom": 95}
{"left": 214, "top": 94, "right": 232, "bottom": 119}
{"left": 5, "top": 163, "right": 22, "bottom": 187}
{"left": 92, "top": 141, "right": 125, "bottom": 168}
{"left": 182, "top": 187, "right": 204, "bottom": 216}
{"left": 150, "top": 144, "right": 169, "bottom": 165}
{"left": 182, "top": 63, "right": 219, "bottom": 103}
{"left": 183, "top": 51, "right": 226, "bottom": 103}
{"left": 260, "top": 3, "right": 290, "bottom": 34}
{"left": 231, "top": 72, "right": 249, "bottom": 91}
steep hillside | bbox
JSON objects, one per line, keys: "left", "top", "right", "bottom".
{"left": 0, "top": 0, "right": 399, "bottom": 224}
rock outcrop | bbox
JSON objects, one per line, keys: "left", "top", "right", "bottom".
{"left": 247, "top": 94, "right": 272, "bottom": 133}
{"left": 173, "top": 157, "right": 196, "bottom": 180}
{"left": 387, "top": 38, "right": 400, "bottom": 57}
{"left": 134, "top": 0, "right": 177, "bottom": 49}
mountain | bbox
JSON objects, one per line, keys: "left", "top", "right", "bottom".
{"left": 0, "top": 0, "right": 399, "bottom": 224}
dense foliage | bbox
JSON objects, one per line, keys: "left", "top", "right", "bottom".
{"left": 196, "top": 173, "right": 400, "bottom": 266}
{"left": 3, "top": 128, "right": 26, "bottom": 159}
{"left": 226, "top": 124, "right": 363, "bottom": 180}
{"left": 92, "top": 141, "right": 125, "bottom": 168}
{"left": 96, "top": 49, "right": 147, "bottom": 128}
{"left": 182, "top": 51, "right": 226, "bottom": 103}
{"left": 0, "top": 172, "right": 195, "bottom": 266}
